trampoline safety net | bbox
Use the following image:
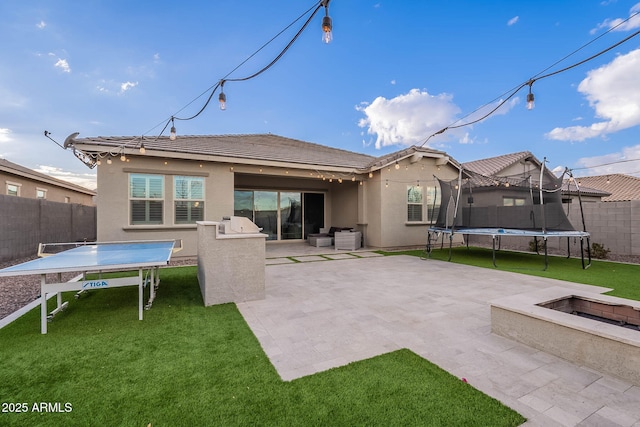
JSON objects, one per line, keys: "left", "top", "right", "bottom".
{"left": 433, "top": 170, "right": 576, "bottom": 232}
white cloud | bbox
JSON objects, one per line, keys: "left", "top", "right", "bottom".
{"left": 54, "top": 58, "right": 71, "bottom": 73}
{"left": 545, "top": 48, "right": 640, "bottom": 142}
{"left": 120, "top": 81, "right": 138, "bottom": 93}
{"left": 34, "top": 165, "right": 97, "bottom": 190}
{"left": 591, "top": 3, "right": 640, "bottom": 33}
{"left": 356, "top": 88, "right": 462, "bottom": 149}
{"left": 0, "top": 128, "right": 12, "bottom": 144}
{"left": 390, "top": 79, "right": 396, "bottom": 85}
{"left": 574, "top": 144, "right": 640, "bottom": 176}
{"left": 507, "top": 16, "right": 519, "bottom": 26}
{"left": 37, "top": 20, "right": 46, "bottom": 29}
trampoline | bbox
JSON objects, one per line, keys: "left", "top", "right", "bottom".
{"left": 426, "top": 160, "right": 591, "bottom": 270}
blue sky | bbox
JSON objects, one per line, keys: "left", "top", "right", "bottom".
{"left": 1, "top": 0, "right": 639, "bottom": 189}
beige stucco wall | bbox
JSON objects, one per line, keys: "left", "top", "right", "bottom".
{"left": 96, "top": 156, "right": 233, "bottom": 257}
{"left": 1, "top": 171, "right": 95, "bottom": 205}
{"left": 95, "top": 152, "right": 461, "bottom": 254}
{"left": 366, "top": 156, "right": 459, "bottom": 249}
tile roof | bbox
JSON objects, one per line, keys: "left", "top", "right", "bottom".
{"left": 462, "top": 151, "right": 534, "bottom": 176}
{"left": 0, "top": 158, "right": 96, "bottom": 195}
{"left": 74, "top": 134, "right": 376, "bottom": 170}
{"left": 71, "top": 133, "right": 458, "bottom": 172}
{"left": 561, "top": 180, "right": 611, "bottom": 198}
{"left": 569, "top": 174, "right": 640, "bottom": 202}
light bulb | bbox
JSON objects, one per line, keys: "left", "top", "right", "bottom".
{"left": 219, "top": 92, "right": 226, "bottom": 110}
{"left": 322, "top": 16, "right": 333, "bottom": 44}
{"left": 170, "top": 125, "right": 176, "bottom": 141}
{"left": 96, "top": 158, "right": 102, "bottom": 166}
{"left": 107, "top": 156, "right": 112, "bottom": 165}
{"left": 139, "top": 143, "right": 146, "bottom": 154}
{"left": 120, "top": 153, "right": 126, "bottom": 162}
{"left": 395, "top": 162, "right": 400, "bottom": 170}
{"left": 526, "top": 93, "right": 535, "bottom": 110}
{"left": 368, "top": 172, "right": 373, "bottom": 178}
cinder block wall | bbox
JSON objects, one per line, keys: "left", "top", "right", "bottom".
{"left": 0, "top": 195, "right": 96, "bottom": 262}
{"left": 566, "top": 201, "right": 640, "bottom": 256}
{"left": 463, "top": 201, "right": 640, "bottom": 257}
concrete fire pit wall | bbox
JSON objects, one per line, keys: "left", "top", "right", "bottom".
{"left": 196, "top": 221, "right": 267, "bottom": 306}
{"left": 491, "top": 287, "right": 640, "bottom": 386}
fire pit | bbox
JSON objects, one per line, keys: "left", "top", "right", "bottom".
{"left": 491, "top": 286, "right": 640, "bottom": 386}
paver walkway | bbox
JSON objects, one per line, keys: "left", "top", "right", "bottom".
{"left": 238, "top": 255, "right": 640, "bottom": 427}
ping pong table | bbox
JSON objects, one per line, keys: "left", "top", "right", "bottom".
{"left": 0, "top": 240, "right": 180, "bottom": 334}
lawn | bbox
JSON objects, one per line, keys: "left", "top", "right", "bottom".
{"left": 383, "top": 246, "right": 640, "bottom": 301}
{"left": 0, "top": 266, "right": 525, "bottom": 427}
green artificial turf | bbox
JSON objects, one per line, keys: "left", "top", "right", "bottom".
{"left": 0, "top": 266, "right": 525, "bottom": 426}
{"left": 383, "top": 246, "right": 640, "bottom": 301}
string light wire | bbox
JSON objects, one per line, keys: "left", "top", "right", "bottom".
{"left": 420, "top": 10, "right": 640, "bottom": 147}
{"left": 153, "top": 1, "right": 324, "bottom": 138}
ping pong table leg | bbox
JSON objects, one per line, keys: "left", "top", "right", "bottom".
{"left": 41, "top": 275, "right": 47, "bottom": 334}
{"left": 138, "top": 268, "right": 144, "bottom": 321}
{"left": 56, "top": 273, "right": 62, "bottom": 309}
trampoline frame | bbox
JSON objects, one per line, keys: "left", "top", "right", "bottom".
{"left": 426, "top": 227, "right": 592, "bottom": 270}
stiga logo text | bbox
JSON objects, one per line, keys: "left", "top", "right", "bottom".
{"left": 82, "top": 280, "right": 109, "bottom": 289}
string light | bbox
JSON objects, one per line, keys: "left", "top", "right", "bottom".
{"left": 169, "top": 117, "right": 176, "bottom": 141}
{"left": 219, "top": 81, "right": 227, "bottom": 110}
{"left": 139, "top": 143, "right": 146, "bottom": 154}
{"left": 526, "top": 82, "right": 535, "bottom": 110}
{"left": 321, "top": 0, "right": 332, "bottom": 44}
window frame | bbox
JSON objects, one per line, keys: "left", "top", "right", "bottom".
{"left": 174, "top": 176, "right": 205, "bottom": 224}
{"left": 129, "top": 173, "right": 164, "bottom": 225}
{"left": 407, "top": 185, "right": 423, "bottom": 222}
{"left": 6, "top": 181, "right": 20, "bottom": 196}
{"left": 503, "top": 196, "right": 526, "bottom": 207}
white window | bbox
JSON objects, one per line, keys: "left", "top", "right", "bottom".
{"left": 407, "top": 185, "right": 423, "bottom": 222}
{"left": 36, "top": 188, "right": 47, "bottom": 199}
{"left": 174, "top": 176, "right": 204, "bottom": 224}
{"left": 425, "top": 186, "right": 441, "bottom": 222}
{"left": 6, "top": 182, "right": 20, "bottom": 196}
{"left": 407, "top": 185, "right": 441, "bottom": 223}
{"left": 130, "top": 174, "right": 164, "bottom": 225}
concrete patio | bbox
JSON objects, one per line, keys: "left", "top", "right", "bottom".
{"left": 239, "top": 248, "right": 640, "bottom": 427}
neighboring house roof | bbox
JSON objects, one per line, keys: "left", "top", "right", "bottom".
{"left": 568, "top": 174, "right": 640, "bottom": 202}
{"left": 462, "top": 151, "right": 535, "bottom": 176}
{"left": 561, "top": 180, "right": 612, "bottom": 198}
{"left": 69, "top": 133, "right": 459, "bottom": 172}
{"left": 0, "top": 158, "right": 96, "bottom": 196}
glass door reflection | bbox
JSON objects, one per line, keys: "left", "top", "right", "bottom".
{"left": 280, "top": 192, "right": 302, "bottom": 240}
{"left": 253, "top": 191, "right": 278, "bottom": 240}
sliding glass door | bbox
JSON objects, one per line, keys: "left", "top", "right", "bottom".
{"left": 234, "top": 190, "right": 323, "bottom": 241}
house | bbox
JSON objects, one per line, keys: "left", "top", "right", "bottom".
{"left": 463, "top": 151, "right": 611, "bottom": 203}
{"left": 0, "top": 158, "right": 95, "bottom": 205}
{"left": 66, "top": 134, "right": 461, "bottom": 257}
